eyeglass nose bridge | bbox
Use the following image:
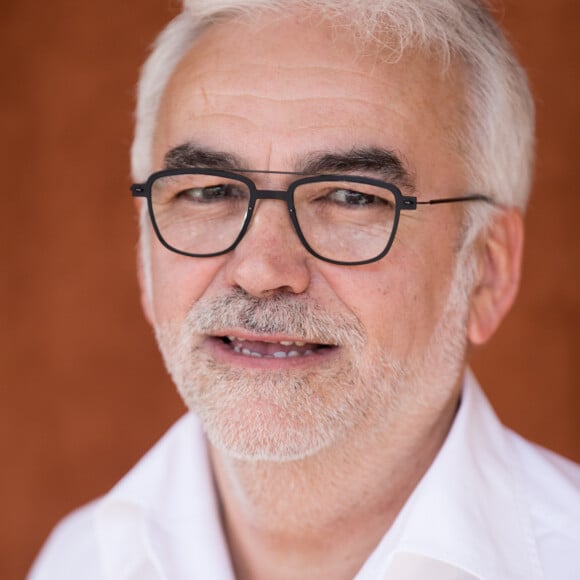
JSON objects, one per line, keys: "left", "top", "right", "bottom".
{"left": 252, "top": 188, "right": 293, "bottom": 203}
{"left": 243, "top": 187, "right": 300, "bottom": 240}
{"left": 246, "top": 186, "right": 297, "bottom": 214}
{"left": 232, "top": 185, "right": 319, "bottom": 262}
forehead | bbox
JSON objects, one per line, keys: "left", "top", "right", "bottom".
{"left": 153, "top": 11, "right": 467, "bottom": 185}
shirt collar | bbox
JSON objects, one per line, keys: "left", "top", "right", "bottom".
{"left": 95, "top": 414, "right": 235, "bottom": 580}
{"left": 357, "top": 369, "right": 544, "bottom": 580}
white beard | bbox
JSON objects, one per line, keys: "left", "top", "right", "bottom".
{"left": 153, "top": 250, "right": 475, "bottom": 462}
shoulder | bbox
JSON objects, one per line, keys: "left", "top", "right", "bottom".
{"left": 28, "top": 414, "right": 200, "bottom": 580}
{"left": 509, "top": 431, "right": 580, "bottom": 579}
{"left": 28, "top": 500, "right": 103, "bottom": 580}
{"left": 459, "top": 373, "right": 580, "bottom": 578}
{"left": 511, "top": 432, "right": 580, "bottom": 526}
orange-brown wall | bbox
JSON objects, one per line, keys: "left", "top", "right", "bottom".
{"left": 1, "top": 1, "right": 578, "bottom": 578}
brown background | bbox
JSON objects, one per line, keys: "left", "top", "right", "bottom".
{"left": 0, "top": 1, "right": 578, "bottom": 578}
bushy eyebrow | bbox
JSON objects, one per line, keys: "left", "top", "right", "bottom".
{"left": 298, "top": 147, "right": 415, "bottom": 190}
{"left": 164, "top": 143, "right": 243, "bottom": 170}
{"left": 163, "top": 142, "right": 415, "bottom": 189}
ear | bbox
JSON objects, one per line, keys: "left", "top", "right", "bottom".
{"left": 135, "top": 200, "right": 155, "bottom": 327}
{"left": 467, "top": 209, "right": 524, "bottom": 345}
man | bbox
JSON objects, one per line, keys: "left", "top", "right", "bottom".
{"left": 30, "top": 0, "right": 580, "bottom": 578}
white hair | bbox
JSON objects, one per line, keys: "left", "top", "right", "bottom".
{"left": 131, "top": 0, "right": 535, "bottom": 237}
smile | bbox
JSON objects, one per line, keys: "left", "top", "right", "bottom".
{"left": 220, "top": 336, "right": 332, "bottom": 359}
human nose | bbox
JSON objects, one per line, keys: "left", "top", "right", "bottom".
{"left": 223, "top": 199, "right": 312, "bottom": 297}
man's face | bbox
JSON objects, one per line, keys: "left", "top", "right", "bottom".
{"left": 141, "top": 12, "right": 474, "bottom": 460}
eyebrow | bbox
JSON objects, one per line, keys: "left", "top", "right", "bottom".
{"left": 163, "top": 143, "right": 415, "bottom": 189}
{"left": 299, "top": 147, "right": 414, "bottom": 190}
{"left": 164, "top": 143, "right": 243, "bottom": 170}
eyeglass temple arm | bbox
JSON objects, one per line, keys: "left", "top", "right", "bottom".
{"left": 414, "top": 194, "right": 495, "bottom": 206}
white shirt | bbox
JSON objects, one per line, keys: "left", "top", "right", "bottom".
{"left": 29, "top": 371, "right": 580, "bottom": 579}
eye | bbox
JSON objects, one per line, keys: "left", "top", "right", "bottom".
{"left": 326, "top": 188, "right": 390, "bottom": 207}
{"left": 177, "top": 184, "right": 247, "bottom": 203}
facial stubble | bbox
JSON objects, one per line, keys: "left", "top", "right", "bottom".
{"left": 153, "top": 250, "right": 472, "bottom": 463}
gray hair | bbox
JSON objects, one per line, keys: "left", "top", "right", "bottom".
{"left": 131, "top": 0, "right": 535, "bottom": 234}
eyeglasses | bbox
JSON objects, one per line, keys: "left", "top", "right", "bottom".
{"left": 131, "top": 168, "right": 494, "bottom": 266}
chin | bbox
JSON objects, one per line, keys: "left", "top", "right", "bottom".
{"left": 184, "top": 388, "right": 354, "bottom": 462}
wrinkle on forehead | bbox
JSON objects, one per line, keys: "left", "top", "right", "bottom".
{"left": 154, "top": 10, "right": 469, "bottom": 189}
{"left": 161, "top": 26, "right": 463, "bottom": 128}
{"left": 169, "top": 42, "right": 434, "bottom": 104}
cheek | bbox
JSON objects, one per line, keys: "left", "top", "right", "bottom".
{"left": 147, "top": 243, "right": 226, "bottom": 324}
{"left": 320, "top": 242, "right": 454, "bottom": 358}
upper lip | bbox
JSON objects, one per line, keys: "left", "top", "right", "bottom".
{"left": 227, "top": 336, "right": 309, "bottom": 347}
{"left": 210, "top": 330, "right": 335, "bottom": 347}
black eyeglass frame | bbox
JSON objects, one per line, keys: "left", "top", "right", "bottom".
{"left": 131, "top": 168, "right": 494, "bottom": 266}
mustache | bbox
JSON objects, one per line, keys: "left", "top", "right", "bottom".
{"left": 182, "top": 288, "right": 366, "bottom": 348}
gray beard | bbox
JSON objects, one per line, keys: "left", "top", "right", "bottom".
{"left": 154, "top": 254, "right": 473, "bottom": 462}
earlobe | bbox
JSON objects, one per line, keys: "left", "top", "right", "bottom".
{"left": 467, "top": 209, "right": 524, "bottom": 345}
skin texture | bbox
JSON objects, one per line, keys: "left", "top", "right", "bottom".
{"left": 137, "top": 10, "right": 524, "bottom": 580}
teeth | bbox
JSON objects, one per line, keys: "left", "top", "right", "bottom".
{"left": 271, "top": 350, "right": 308, "bottom": 358}
{"left": 225, "top": 336, "right": 317, "bottom": 358}
{"left": 234, "top": 349, "right": 315, "bottom": 358}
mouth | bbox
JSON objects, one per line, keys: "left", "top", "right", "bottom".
{"left": 216, "top": 335, "right": 336, "bottom": 359}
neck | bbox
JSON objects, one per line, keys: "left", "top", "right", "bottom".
{"left": 210, "top": 393, "right": 459, "bottom": 580}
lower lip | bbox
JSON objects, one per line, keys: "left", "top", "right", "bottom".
{"left": 205, "top": 337, "right": 339, "bottom": 370}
